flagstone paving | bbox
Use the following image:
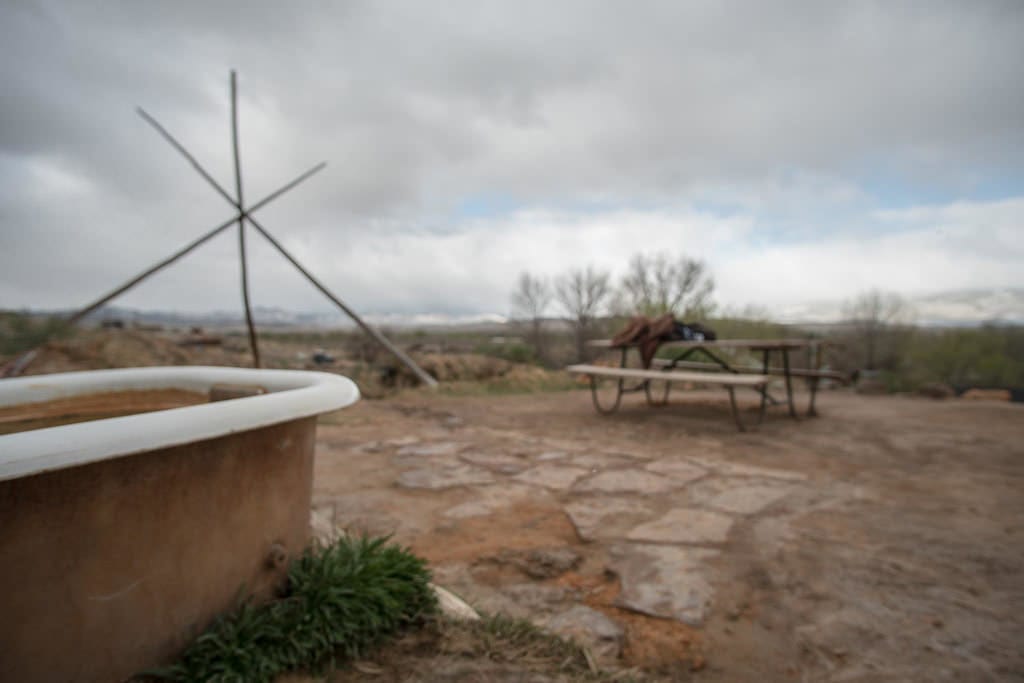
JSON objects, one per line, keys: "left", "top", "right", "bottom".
{"left": 609, "top": 544, "right": 721, "bottom": 626}
{"left": 311, "top": 390, "right": 1024, "bottom": 679}
{"left": 512, "top": 463, "right": 591, "bottom": 490}
{"left": 396, "top": 464, "right": 496, "bottom": 489}
{"left": 362, "top": 434, "right": 810, "bottom": 633}
{"left": 626, "top": 508, "right": 735, "bottom": 544}
{"left": 572, "top": 468, "right": 684, "bottom": 495}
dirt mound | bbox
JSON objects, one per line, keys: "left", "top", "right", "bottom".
{"left": 413, "top": 353, "right": 514, "bottom": 382}
{"left": 22, "top": 329, "right": 193, "bottom": 376}
{"left": 368, "top": 353, "right": 574, "bottom": 395}
{"left": 8, "top": 329, "right": 572, "bottom": 400}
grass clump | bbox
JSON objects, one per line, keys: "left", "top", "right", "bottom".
{"left": 149, "top": 535, "right": 436, "bottom": 683}
{"left": 444, "top": 612, "right": 597, "bottom": 671}
{"left": 328, "top": 613, "right": 645, "bottom": 682}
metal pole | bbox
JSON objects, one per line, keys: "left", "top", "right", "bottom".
{"left": 139, "top": 100, "right": 438, "bottom": 387}
{"left": 2, "top": 89, "right": 331, "bottom": 381}
{"left": 230, "top": 71, "right": 261, "bottom": 367}
{"left": 67, "top": 217, "right": 237, "bottom": 326}
{"left": 137, "top": 107, "right": 235, "bottom": 206}
{"left": 65, "top": 163, "right": 327, "bottom": 328}
{"left": 246, "top": 217, "right": 439, "bottom": 388}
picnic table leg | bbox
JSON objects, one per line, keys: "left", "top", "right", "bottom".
{"left": 807, "top": 342, "right": 822, "bottom": 417}
{"left": 695, "top": 347, "right": 733, "bottom": 373}
{"left": 644, "top": 378, "right": 672, "bottom": 406}
{"left": 588, "top": 374, "right": 625, "bottom": 414}
{"left": 589, "top": 347, "right": 628, "bottom": 414}
{"left": 726, "top": 387, "right": 748, "bottom": 432}
{"left": 647, "top": 346, "right": 699, "bottom": 406}
{"left": 644, "top": 346, "right": 672, "bottom": 406}
{"left": 701, "top": 346, "right": 771, "bottom": 413}
{"left": 758, "top": 349, "right": 770, "bottom": 417}
{"left": 781, "top": 348, "right": 799, "bottom": 419}
{"left": 807, "top": 378, "right": 820, "bottom": 417}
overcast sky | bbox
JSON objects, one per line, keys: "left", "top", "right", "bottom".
{"left": 2, "top": 1, "right": 1022, "bottom": 319}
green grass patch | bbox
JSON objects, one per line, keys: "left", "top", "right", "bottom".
{"left": 0, "top": 311, "right": 72, "bottom": 357}
{"left": 435, "top": 373, "right": 581, "bottom": 396}
{"left": 148, "top": 535, "right": 436, "bottom": 683}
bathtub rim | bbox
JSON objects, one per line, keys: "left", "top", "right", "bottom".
{"left": 0, "top": 366, "right": 360, "bottom": 483}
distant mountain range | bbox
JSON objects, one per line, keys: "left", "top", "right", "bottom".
{"left": 19, "top": 288, "right": 1024, "bottom": 330}
{"left": 774, "top": 288, "right": 1024, "bottom": 327}
{"left": 71, "top": 305, "right": 511, "bottom": 331}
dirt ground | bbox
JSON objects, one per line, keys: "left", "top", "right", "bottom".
{"left": 7, "top": 328, "right": 1021, "bottom": 680}
{"left": 312, "top": 387, "right": 1024, "bottom": 682}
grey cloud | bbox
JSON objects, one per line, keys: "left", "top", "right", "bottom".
{"left": 1, "top": 1, "right": 1022, "bottom": 313}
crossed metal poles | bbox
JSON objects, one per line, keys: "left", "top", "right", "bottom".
{"left": 64, "top": 71, "right": 436, "bottom": 387}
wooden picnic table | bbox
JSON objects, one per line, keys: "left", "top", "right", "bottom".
{"left": 577, "top": 337, "right": 844, "bottom": 428}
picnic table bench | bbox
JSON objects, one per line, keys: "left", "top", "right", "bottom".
{"left": 568, "top": 363, "right": 770, "bottom": 431}
{"left": 569, "top": 338, "right": 850, "bottom": 431}
{"left": 650, "top": 359, "right": 848, "bottom": 383}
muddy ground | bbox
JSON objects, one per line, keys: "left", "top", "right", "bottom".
{"left": 312, "top": 387, "right": 1024, "bottom": 682}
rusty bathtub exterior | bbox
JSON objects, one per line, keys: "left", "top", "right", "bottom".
{"left": 0, "top": 367, "right": 359, "bottom": 683}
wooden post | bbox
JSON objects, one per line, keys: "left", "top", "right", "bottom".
{"left": 230, "top": 71, "right": 261, "bottom": 368}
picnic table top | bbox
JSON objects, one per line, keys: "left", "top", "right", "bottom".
{"left": 587, "top": 338, "right": 816, "bottom": 351}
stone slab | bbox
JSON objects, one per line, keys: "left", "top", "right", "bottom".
{"left": 708, "top": 484, "right": 792, "bottom": 515}
{"left": 536, "top": 450, "right": 569, "bottom": 461}
{"left": 545, "top": 605, "right": 624, "bottom": 660}
{"left": 513, "top": 464, "right": 590, "bottom": 490}
{"left": 396, "top": 441, "right": 465, "bottom": 457}
{"left": 396, "top": 465, "right": 496, "bottom": 490}
{"left": 442, "top": 484, "right": 544, "bottom": 519}
{"left": 317, "top": 490, "right": 439, "bottom": 540}
{"left": 499, "top": 583, "right": 570, "bottom": 611}
{"left": 459, "top": 451, "right": 528, "bottom": 474}
{"left": 686, "top": 457, "right": 807, "bottom": 482}
{"left": 392, "top": 453, "right": 463, "bottom": 469}
{"left": 499, "top": 547, "right": 581, "bottom": 579}
{"left": 385, "top": 436, "right": 421, "bottom": 447}
{"left": 627, "top": 508, "right": 734, "bottom": 544}
{"left": 645, "top": 459, "right": 708, "bottom": 484}
{"left": 573, "top": 469, "right": 681, "bottom": 495}
{"left": 569, "top": 453, "right": 639, "bottom": 469}
{"left": 564, "top": 498, "right": 655, "bottom": 542}
{"left": 610, "top": 544, "right": 719, "bottom": 626}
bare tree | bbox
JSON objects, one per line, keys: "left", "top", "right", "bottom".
{"left": 555, "top": 266, "right": 611, "bottom": 361}
{"left": 843, "top": 289, "right": 914, "bottom": 370}
{"left": 620, "top": 251, "right": 714, "bottom": 318}
{"left": 511, "top": 271, "right": 552, "bottom": 361}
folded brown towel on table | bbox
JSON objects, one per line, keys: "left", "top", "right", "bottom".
{"left": 611, "top": 314, "right": 717, "bottom": 368}
{"left": 611, "top": 314, "right": 675, "bottom": 368}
